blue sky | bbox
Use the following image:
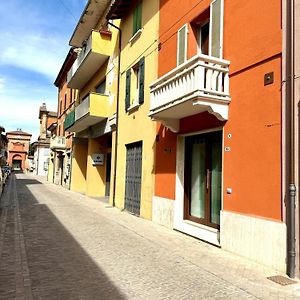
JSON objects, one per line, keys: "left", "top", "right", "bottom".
{"left": 0, "top": 0, "right": 87, "bottom": 141}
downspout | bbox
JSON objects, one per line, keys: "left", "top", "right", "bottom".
{"left": 52, "top": 152, "right": 56, "bottom": 183}
{"left": 286, "top": 0, "right": 296, "bottom": 278}
{"left": 68, "top": 144, "right": 73, "bottom": 190}
{"left": 108, "top": 21, "right": 121, "bottom": 207}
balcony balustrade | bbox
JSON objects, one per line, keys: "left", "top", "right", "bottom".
{"left": 67, "top": 93, "right": 110, "bottom": 133}
{"left": 149, "top": 54, "right": 230, "bottom": 132}
{"left": 67, "top": 30, "right": 112, "bottom": 89}
{"left": 50, "top": 136, "right": 66, "bottom": 151}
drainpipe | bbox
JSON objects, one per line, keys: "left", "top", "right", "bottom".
{"left": 52, "top": 152, "right": 56, "bottom": 183}
{"left": 107, "top": 21, "right": 121, "bottom": 207}
{"left": 286, "top": 0, "right": 296, "bottom": 278}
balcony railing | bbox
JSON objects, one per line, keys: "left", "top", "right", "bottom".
{"left": 50, "top": 136, "right": 66, "bottom": 150}
{"left": 149, "top": 54, "right": 230, "bottom": 131}
{"left": 67, "top": 93, "right": 110, "bottom": 133}
{"left": 67, "top": 30, "right": 112, "bottom": 89}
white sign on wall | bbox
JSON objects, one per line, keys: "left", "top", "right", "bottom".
{"left": 92, "top": 153, "right": 105, "bottom": 166}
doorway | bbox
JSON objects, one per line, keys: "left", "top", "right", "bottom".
{"left": 184, "top": 131, "right": 222, "bottom": 229}
{"left": 124, "top": 142, "right": 143, "bottom": 215}
{"left": 12, "top": 159, "right": 22, "bottom": 171}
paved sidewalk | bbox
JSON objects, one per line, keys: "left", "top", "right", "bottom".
{"left": 0, "top": 173, "right": 300, "bottom": 299}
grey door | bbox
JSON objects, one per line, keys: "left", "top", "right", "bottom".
{"left": 125, "top": 142, "right": 142, "bottom": 215}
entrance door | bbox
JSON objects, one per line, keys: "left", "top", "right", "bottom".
{"left": 184, "top": 131, "right": 222, "bottom": 228}
{"left": 124, "top": 142, "right": 142, "bottom": 215}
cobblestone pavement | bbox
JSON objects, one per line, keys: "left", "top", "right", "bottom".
{"left": 1, "top": 173, "right": 300, "bottom": 299}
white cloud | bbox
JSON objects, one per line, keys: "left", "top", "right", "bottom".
{"left": 0, "top": 77, "right": 5, "bottom": 94}
{"left": 0, "top": 32, "right": 69, "bottom": 81}
{"left": 0, "top": 77, "right": 57, "bottom": 142}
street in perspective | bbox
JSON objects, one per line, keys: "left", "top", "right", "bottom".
{"left": 2, "top": 0, "right": 300, "bottom": 298}
{"left": 0, "top": 173, "right": 299, "bottom": 299}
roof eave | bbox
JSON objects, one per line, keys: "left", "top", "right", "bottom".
{"left": 69, "top": 0, "right": 114, "bottom": 48}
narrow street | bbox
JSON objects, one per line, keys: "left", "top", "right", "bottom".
{"left": 0, "top": 173, "right": 299, "bottom": 299}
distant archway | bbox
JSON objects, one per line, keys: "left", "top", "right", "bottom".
{"left": 12, "top": 154, "right": 22, "bottom": 171}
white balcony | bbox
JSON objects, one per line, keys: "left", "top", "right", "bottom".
{"left": 50, "top": 136, "right": 66, "bottom": 151}
{"left": 149, "top": 54, "right": 230, "bottom": 132}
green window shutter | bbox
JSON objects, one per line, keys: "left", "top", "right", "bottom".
{"left": 137, "top": 2, "right": 142, "bottom": 31}
{"left": 133, "top": 1, "right": 142, "bottom": 35}
{"left": 138, "top": 56, "right": 145, "bottom": 104}
{"left": 125, "top": 69, "right": 131, "bottom": 111}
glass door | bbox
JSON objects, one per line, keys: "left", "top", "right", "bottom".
{"left": 184, "top": 131, "right": 222, "bottom": 229}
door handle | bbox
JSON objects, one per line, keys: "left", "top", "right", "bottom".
{"left": 206, "top": 169, "right": 210, "bottom": 191}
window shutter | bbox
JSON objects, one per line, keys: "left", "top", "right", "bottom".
{"left": 209, "top": 0, "right": 223, "bottom": 58}
{"left": 133, "top": 1, "right": 142, "bottom": 35}
{"left": 138, "top": 56, "right": 145, "bottom": 104}
{"left": 177, "top": 24, "right": 187, "bottom": 66}
{"left": 137, "top": 2, "right": 142, "bottom": 31}
{"left": 125, "top": 69, "right": 131, "bottom": 111}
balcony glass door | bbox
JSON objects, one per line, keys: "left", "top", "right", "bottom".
{"left": 184, "top": 131, "right": 222, "bottom": 228}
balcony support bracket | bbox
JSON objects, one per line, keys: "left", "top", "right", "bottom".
{"left": 151, "top": 117, "right": 179, "bottom": 133}
{"left": 193, "top": 100, "right": 229, "bottom": 121}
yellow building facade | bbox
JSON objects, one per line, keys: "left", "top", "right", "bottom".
{"left": 64, "top": 1, "right": 120, "bottom": 199}
{"left": 108, "top": 0, "right": 159, "bottom": 219}
{"left": 60, "top": 0, "right": 159, "bottom": 221}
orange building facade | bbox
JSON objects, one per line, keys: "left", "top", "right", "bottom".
{"left": 7, "top": 129, "right": 32, "bottom": 171}
{"left": 48, "top": 49, "right": 77, "bottom": 188}
{"left": 150, "top": 0, "right": 285, "bottom": 272}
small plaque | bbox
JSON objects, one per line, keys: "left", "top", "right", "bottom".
{"left": 264, "top": 72, "right": 274, "bottom": 85}
{"left": 92, "top": 153, "right": 105, "bottom": 166}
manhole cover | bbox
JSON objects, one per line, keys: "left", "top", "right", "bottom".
{"left": 267, "top": 275, "right": 297, "bottom": 286}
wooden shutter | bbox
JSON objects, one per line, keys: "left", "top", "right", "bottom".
{"left": 138, "top": 56, "right": 145, "bottom": 104}
{"left": 209, "top": 0, "right": 223, "bottom": 58}
{"left": 133, "top": 1, "right": 142, "bottom": 35}
{"left": 125, "top": 69, "right": 131, "bottom": 111}
{"left": 177, "top": 24, "right": 187, "bottom": 66}
{"left": 137, "top": 2, "right": 142, "bottom": 31}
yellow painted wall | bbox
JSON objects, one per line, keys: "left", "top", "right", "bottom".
{"left": 69, "top": 23, "right": 119, "bottom": 197}
{"left": 86, "top": 138, "right": 106, "bottom": 197}
{"left": 109, "top": 130, "right": 116, "bottom": 205}
{"left": 71, "top": 141, "right": 88, "bottom": 193}
{"left": 47, "top": 154, "right": 54, "bottom": 182}
{"left": 114, "top": 0, "right": 159, "bottom": 219}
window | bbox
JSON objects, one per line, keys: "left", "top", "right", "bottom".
{"left": 177, "top": 24, "right": 188, "bottom": 66}
{"left": 70, "top": 89, "right": 73, "bottom": 104}
{"left": 59, "top": 99, "right": 62, "bottom": 115}
{"left": 133, "top": 1, "right": 142, "bottom": 35}
{"left": 64, "top": 93, "right": 67, "bottom": 111}
{"left": 125, "top": 57, "right": 145, "bottom": 111}
{"left": 96, "top": 80, "right": 106, "bottom": 94}
{"left": 200, "top": 22, "right": 209, "bottom": 55}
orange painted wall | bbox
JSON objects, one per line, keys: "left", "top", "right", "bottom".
{"left": 155, "top": 112, "right": 224, "bottom": 200}
{"left": 155, "top": 0, "right": 282, "bottom": 221}
{"left": 155, "top": 124, "right": 177, "bottom": 200}
{"left": 223, "top": 56, "right": 282, "bottom": 220}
